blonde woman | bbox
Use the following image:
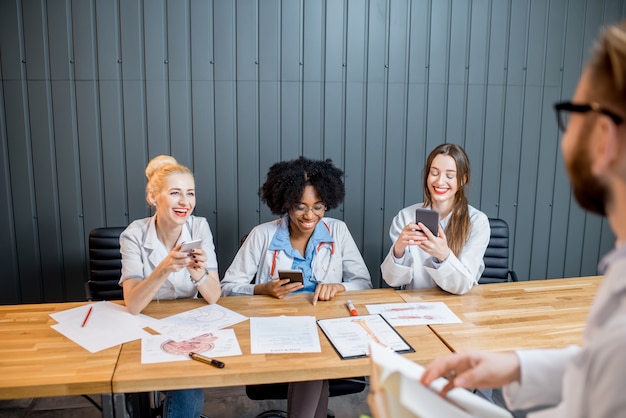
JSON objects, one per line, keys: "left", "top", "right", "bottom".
{"left": 119, "top": 155, "right": 220, "bottom": 418}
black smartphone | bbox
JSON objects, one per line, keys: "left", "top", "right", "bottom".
{"left": 415, "top": 208, "right": 439, "bottom": 237}
{"left": 278, "top": 270, "right": 304, "bottom": 285}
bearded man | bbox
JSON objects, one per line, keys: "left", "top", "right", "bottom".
{"left": 420, "top": 20, "right": 626, "bottom": 418}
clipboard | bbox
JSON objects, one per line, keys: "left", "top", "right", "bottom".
{"left": 317, "top": 314, "right": 414, "bottom": 360}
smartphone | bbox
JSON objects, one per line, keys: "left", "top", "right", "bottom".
{"left": 415, "top": 208, "right": 439, "bottom": 237}
{"left": 180, "top": 239, "right": 202, "bottom": 253}
{"left": 278, "top": 270, "right": 304, "bottom": 285}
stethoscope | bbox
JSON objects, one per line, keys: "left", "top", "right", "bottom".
{"left": 268, "top": 220, "right": 336, "bottom": 283}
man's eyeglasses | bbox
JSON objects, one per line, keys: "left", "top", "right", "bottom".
{"left": 554, "top": 101, "right": 623, "bottom": 132}
{"left": 292, "top": 203, "right": 326, "bottom": 215}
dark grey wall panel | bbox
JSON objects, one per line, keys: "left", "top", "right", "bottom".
{"left": 52, "top": 80, "right": 87, "bottom": 301}
{"left": 1, "top": 0, "right": 625, "bottom": 303}
{"left": 71, "top": 0, "right": 96, "bottom": 81}
{"left": 28, "top": 80, "right": 64, "bottom": 301}
{"left": 5, "top": 79, "right": 42, "bottom": 303}
{"left": 0, "top": 78, "right": 21, "bottom": 304}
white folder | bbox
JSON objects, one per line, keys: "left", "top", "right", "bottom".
{"left": 368, "top": 342, "right": 513, "bottom": 418}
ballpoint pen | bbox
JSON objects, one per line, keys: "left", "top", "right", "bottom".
{"left": 346, "top": 300, "right": 359, "bottom": 316}
{"left": 81, "top": 306, "right": 93, "bottom": 327}
{"left": 189, "top": 352, "right": 225, "bottom": 368}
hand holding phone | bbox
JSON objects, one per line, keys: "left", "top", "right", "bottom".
{"left": 278, "top": 270, "right": 304, "bottom": 285}
{"left": 180, "top": 239, "right": 202, "bottom": 253}
{"left": 415, "top": 208, "right": 439, "bottom": 237}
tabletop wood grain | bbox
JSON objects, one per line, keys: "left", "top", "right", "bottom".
{"left": 3, "top": 277, "right": 599, "bottom": 399}
{"left": 0, "top": 302, "right": 121, "bottom": 399}
{"left": 111, "top": 289, "right": 451, "bottom": 393}
{"left": 398, "top": 276, "right": 602, "bottom": 353}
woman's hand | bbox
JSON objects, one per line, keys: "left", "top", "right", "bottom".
{"left": 312, "top": 283, "right": 345, "bottom": 305}
{"left": 414, "top": 224, "right": 451, "bottom": 262}
{"left": 420, "top": 350, "right": 521, "bottom": 396}
{"left": 123, "top": 243, "right": 196, "bottom": 315}
{"left": 255, "top": 278, "right": 303, "bottom": 299}
{"left": 393, "top": 222, "right": 428, "bottom": 258}
{"left": 157, "top": 242, "right": 195, "bottom": 275}
{"left": 186, "top": 247, "right": 208, "bottom": 282}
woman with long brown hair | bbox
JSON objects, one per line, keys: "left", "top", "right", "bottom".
{"left": 380, "top": 143, "right": 490, "bottom": 294}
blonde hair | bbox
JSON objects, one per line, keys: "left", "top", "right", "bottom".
{"left": 588, "top": 21, "right": 626, "bottom": 109}
{"left": 145, "top": 155, "right": 193, "bottom": 205}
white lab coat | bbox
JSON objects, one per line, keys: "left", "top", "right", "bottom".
{"left": 220, "top": 217, "right": 372, "bottom": 296}
{"left": 380, "top": 203, "right": 489, "bottom": 295}
{"left": 119, "top": 215, "right": 218, "bottom": 300}
{"left": 503, "top": 245, "right": 626, "bottom": 417}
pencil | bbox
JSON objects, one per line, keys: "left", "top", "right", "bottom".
{"left": 81, "top": 306, "right": 93, "bottom": 327}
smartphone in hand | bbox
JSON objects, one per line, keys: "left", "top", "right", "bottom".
{"left": 278, "top": 270, "right": 304, "bottom": 285}
{"left": 180, "top": 239, "right": 202, "bottom": 253}
{"left": 415, "top": 208, "right": 439, "bottom": 237}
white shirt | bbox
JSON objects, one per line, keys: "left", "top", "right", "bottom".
{"left": 503, "top": 244, "right": 626, "bottom": 417}
{"left": 380, "top": 203, "right": 490, "bottom": 295}
{"left": 220, "top": 217, "right": 373, "bottom": 296}
{"left": 119, "top": 215, "right": 218, "bottom": 300}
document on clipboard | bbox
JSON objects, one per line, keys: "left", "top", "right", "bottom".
{"left": 317, "top": 314, "right": 414, "bottom": 359}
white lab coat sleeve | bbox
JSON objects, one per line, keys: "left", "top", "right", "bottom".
{"left": 333, "top": 221, "right": 372, "bottom": 291}
{"left": 119, "top": 219, "right": 149, "bottom": 284}
{"left": 503, "top": 346, "right": 580, "bottom": 411}
{"left": 380, "top": 208, "right": 416, "bottom": 287}
{"left": 194, "top": 217, "right": 219, "bottom": 271}
{"left": 220, "top": 225, "right": 269, "bottom": 296}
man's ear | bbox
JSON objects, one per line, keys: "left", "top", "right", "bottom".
{"left": 590, "top": 115, "right": 619, "bottom": 176}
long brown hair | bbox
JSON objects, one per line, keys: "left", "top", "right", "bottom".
{"left": 422, "top": 144, "right": 471, "bottom": 256}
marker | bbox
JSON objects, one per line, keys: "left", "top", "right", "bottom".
{"left": 81, "top": 306, "right": 93, "bottom": 327}
{"left": 346, "top": 300, "right": 359, "bottom": 316}
{"left": 189, "top": 352, "right": 225, "bottom": 368}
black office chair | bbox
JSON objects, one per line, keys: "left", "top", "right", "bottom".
{"left": 246, "top": 379, "right": 367, "bottom": 418}
{"left": 86, "top": 226, "right": 169, "bottom": 417}
{"left": 479, "top": 218, "right": 519, "bottom": 284}
{"left": 86, "top": 226, "right": 127, "bottom": 301}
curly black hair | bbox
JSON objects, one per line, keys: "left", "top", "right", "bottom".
{"left": 260, "top": 156, "right": 345, "bottom": 215}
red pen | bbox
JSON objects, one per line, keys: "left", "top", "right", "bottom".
{"left": 81, "top": 306, "right": 93, "bottom": 327}
{"left": 346, "top": 300, "right": 359, "bottom": 316}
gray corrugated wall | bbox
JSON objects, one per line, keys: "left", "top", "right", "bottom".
{"left": 0, "top": 0, "right": 623, "bottom": 304}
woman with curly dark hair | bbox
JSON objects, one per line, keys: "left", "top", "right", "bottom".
{"left": 221, "top": 156, "right": 371, "bottom": 300}
{"left": 221, "top": 156, "right": 372, "bottom": 417}
{"left": 380, "top": 143, "right": 490, "bottom": 295}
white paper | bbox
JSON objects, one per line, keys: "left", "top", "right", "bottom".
{"left": 50, "top": 301, "right": 153, "bottom": 353}
{"left": 369, "top": 342, "right": 512, "bottom": 418}
{"left": 366, "top": 302, "right": 462, "bottom": 326}
{"left": 249, "top": 316, "right": 321, "bottom": 354}
{"left": 317, "top": 315, "right": 411, "bottom": 358}
{"left": 150, "top": 304, "right": 248, "bottom": 342}
{"left": 141, "top": 329, "right": 242, "bottom": 364}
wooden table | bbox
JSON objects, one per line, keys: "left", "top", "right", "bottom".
{"left": 0, "top": 302, "right": 121, "bottom": 416}
{"left": 1, "top": 277, "right": 600, "bottom": 415}
{"left": 112, "top": 288, "right": 451, "bottom": 394}
{"left": 398, "top": 276, "right": 601, "bottom": 352}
